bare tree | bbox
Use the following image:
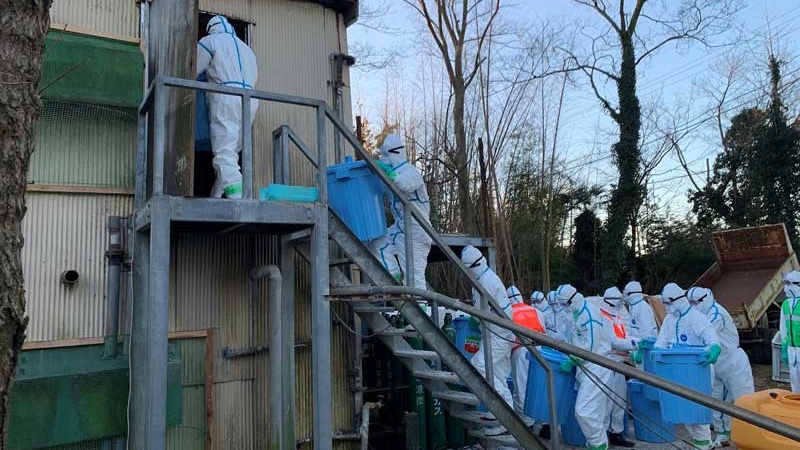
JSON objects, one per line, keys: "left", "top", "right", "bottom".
{"left": 402, "top": 0, "right": 501, "bottom": 234}
{"left": 544, "top": 0, "right": 742, "bottom": 283}
{"left": 0, "top": 0, "right": 52, "bottom": 444}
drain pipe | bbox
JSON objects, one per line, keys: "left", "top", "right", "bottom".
{"left": 250, "top": 265, "right": 295, "bottom": 450}
{"left": 103, "top": 216, "right": 124, "bottom": 359}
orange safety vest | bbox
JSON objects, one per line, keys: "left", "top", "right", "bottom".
{"left": 512, "top": 303, "right": 544, "bottom": 350}
{"left": 600, "top": 309, "right": 627, "bottom": 339}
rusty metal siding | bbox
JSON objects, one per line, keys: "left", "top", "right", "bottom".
{"left": 50, "top": 0, "right": 139, "bottom": 38}
{"left": 22, "top": 193, "right": 133, "bottom": 341}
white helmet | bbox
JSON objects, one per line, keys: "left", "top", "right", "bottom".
{"left": 379, "top": 134, "right": 407, "bottom": 166}
{"left": 507, "top": 285, "right": 523, "bottom": 305}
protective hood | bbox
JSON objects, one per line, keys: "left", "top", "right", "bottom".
{"left": 546, "top": 291, "right": 560, "bottom": 312}
{"left": 530, "top": 291, "right": 547, "bottom": 311}
{"left": 785, "top": 271, "right": 800, "bottom": 299}
{"left": 556, "top": 284, "right": 584, "bottom": 312}
{"left": 207, "top": 15, "right": 233, "bottom": 35}
{"left": 603, "top": 286, "right": 624, "bottom": 309}
{"left": 623, "top": 281, "right": 644, "bottom": 304}
{"left": 460, "top": 245, "right": 487, "bottom": 277}
{"left": 661, "top": 282, "right": 689, "bottom": 316}
{"left": 380, "top": 134, "right": 407, "bottom": 167}
{"left": 687, "top": 286, "right": 715, "bottom": 314}
{"left": 507, "top": 285, "right": 523, "bottom": 305}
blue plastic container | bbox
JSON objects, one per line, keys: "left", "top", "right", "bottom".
{"left": 524, "top": 347, "right": 575, "bottom": 424}
{"left": 628, "top": 380, "right": 676, "bottom": 443}
{"left": 561, "top": 386, "right": 586, "bottom": 447}
{"left": 259, "top": 184, "right": 319, "bottom": 202}
{"left": 195, "top": 74, "right": 211, "bottom": 152}
{"left": 327, "top": 159, "right": 387, "bottom": 241}
{"left": 647, "top": 347, "right": 712, "bottom": 424}
{"left": 452, "top": 316, "right": 481, "bottom": 360}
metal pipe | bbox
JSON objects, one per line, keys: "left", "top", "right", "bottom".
{"left": 329, "top": 285, "right": 800, "bottom": 443}
{"left": 159, "top": 76, "right": 321, "bottom": 107}
{"left": 152, "top": 78, "right": 167, "bottom": 196}
{"left": 241, "top": 92, "right": 253, "bottom": 199}
{"left": 250, "top": 265, "right": 294, "bottom": 450}
{"left": 104, "top": 216, "right": 124, "bottom": 359}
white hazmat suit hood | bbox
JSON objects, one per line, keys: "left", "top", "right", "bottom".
{"left": 555, "top": 284, "right": 584, "bottom": 313}
{"left": 197, "top": 15, "right": 258, "bottom": 198}
{"left": 380, "top": 134, "right": 407, "bottom": 167}
{"left": 622, "top": 280, "right": 657, "bottom": 340}
{"left": 507, "top": 285, "right": 523, "bottom": 305}
{"left": 623, "top": 281, "right": 644, "bottom": 304}
{"left": 603, "top": 286, "right": 624, "bottom": 310}
{"left": 687, "top": 287, "right": 715, "bottom": 315}
{"left": 662, "top": 283, "right": 690, "bottom": 317}
{"left": 530, "top": 291, "right": 547, "bottom": 312}
{"left": 785, "top": 270, "right": 800, "bottom": 298}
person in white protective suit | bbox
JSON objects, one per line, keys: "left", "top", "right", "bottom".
{"left": 780, "top": 270, "right": 800, "bottom": 393}
{"left": 622, "top": 281, "right": 658, "bottom": 340}
{"left": 652, "top": 283, "right": 721, "bottom": 450}
{"left": 507, "top": 285, "right": 545, "bottom": 411}
{"left": 555, "top": 284, "right": 616, "bottom": 450}
{"left": 460, "top": 246, "right": 527, "bottom": 435}
{"left": 598, "top": 287, "right": 638, "bottom": 448}
{"left": 543, "top": 290, "right": 572, "bottom": 342}
{"left": 687, "top": 286, "right": 754, "bottom": 448}
{"left": 196, "top": 15, "right": 258, "bottom": 199}
{"left": 369, "top": 134, "right": 432, "bottom": 289}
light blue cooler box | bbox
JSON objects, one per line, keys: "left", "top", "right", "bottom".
{"left": 647, "top": 347, "right": 712, "bottom": 424}
{"left": 326, "top": 158, "right": 387, "bottom": 241}
{"left": 628, "top": 380, "right": 676, "bottom": 443}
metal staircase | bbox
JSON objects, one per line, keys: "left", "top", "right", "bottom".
{"left": 318, "top": 212, "right": 545, "bottom": 449}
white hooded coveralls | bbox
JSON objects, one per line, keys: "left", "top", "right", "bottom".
{"left": 656, "top": 283, "right": 720, "bottom": 450}
{"left": 687, "top": 287, "right": 754, "bottom": 437}
{"left": 556, "top": 284, "right": 615, "bottom": 449}
{"left": 196, "top": 15, "right": 259, "bottom": 198}
{"left": 368, "top": 135, "right": 432, "bottom": 289}
{"left": 543, "top": 291, "right": 572, "bottom": 342}
{"left": 600, "top": 287, "right": 638, "bottom": 436}
{"left": 461, "top": 246, "right": 514, "bottom": 407}
{"left": 623, "top": 281, "right": 658, "bottom": 340}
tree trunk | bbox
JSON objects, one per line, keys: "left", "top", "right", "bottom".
{"left": 452, "top": 87, "right": 475, "bottom": 234}
{"left": 0, "top": 1, "right": 51, "bottom": 445}
{"left": 601, "top": 32, "right": 642, "bottom": 284}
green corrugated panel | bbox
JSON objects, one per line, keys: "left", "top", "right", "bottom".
{"left": 167, "top": 385, "right": 206, "bottom": 450}
{"left": 7, "top": 343, "right": 181, "bottom": 450}
{"left": 40, "top": 29, "right": 143, "bottom": 108}
{"left": 30, "top": 99, "right": 136, "bottom": 189}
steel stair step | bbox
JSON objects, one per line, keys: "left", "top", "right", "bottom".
{"left": 375, "top": 328, "right": 418, "bottom": 338}
{"left": 431, "top": 389, "right": 480, "bottom": 405}
{"left": 412, "top": 369, "right": 461, "bottom": 384}
{"left": 352, "top": 306, "right": 396, "bottom": 313}
{"left": 448, "top": 409, "right": 499, "bottom": 426}
{"left": 469, "top": 430, "right": 521, "bottom": 447}
{"left": 392, "top": 349, "right": 440, "bottom": 361}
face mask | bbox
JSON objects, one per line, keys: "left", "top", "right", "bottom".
{"left": 785, "top": 284, "right": 800, "bottom": 299}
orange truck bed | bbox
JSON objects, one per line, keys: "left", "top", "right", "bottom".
{"left": 694, "top": 224, "right": 799, "bottom": 331}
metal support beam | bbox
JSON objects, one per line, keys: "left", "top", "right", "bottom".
{"left": 129, "top": 227, "right": 150, "bottom": 449}
{"left": 329, "top": 285, "right": 800, "bottom": 444}
{"left": 241, "top": 92, "right": 253, "bottom": 199}
{"left": 152, "top": 81, "right": 167, "bottom": 196}
{"left": 312, "top": 197, "right": 332, "bottom": 448}
{"left": 280, "top": 236, "right": 297, "bottom": 446}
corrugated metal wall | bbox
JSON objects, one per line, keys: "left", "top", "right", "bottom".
{"left": 22, "top": 193, "right": 133, "bottom": 341}
{"left": 27, "top": 1, "right": 358, "bottom": 449}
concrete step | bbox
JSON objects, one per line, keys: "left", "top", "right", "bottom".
{"left": 375, "top": 328, "right": 419, "bottom": 338}
{"left": 412, "top": 369, "right": 461, "bottom": 384}
{"left": 392, "top": 349, "right": 440, "bottom": 361}
{"left": 448, "top": 409, "right": 500, "bottom": 427}
{"left": 431, "top": 389, "right": 480, "bottom": 406}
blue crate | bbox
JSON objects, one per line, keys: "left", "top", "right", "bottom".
{"left": 327, "top": 158, "right": 387, "bottom": 241}
{"left": 562, "top": 385, "right": 586, "bottom": 447}
{"left": 628, "top": 380, "right": 676, "bottom": 443}
{"left": 259, "top": 184, "right": 318, "bottom": 202}
{"left": 195, "top": 74, "right": 211, "bottom": 152}
{"left": 524, "top": 347, "right": 575, "bottom": 424}
{"left": 647, "top": 347, "right": 712, "bottom": 424}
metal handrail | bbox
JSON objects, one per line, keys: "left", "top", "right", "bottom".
{"left": 330, "top": 284, "right": 800, "bottom": 444}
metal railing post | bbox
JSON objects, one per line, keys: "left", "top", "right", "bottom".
{"left": 152, "top": 78, "right": 167, "bottom": 196}
{"left": 241, "top": 92, "right": 253, "bottom": 199}
{"left": 316, "top": 105, "right": 328, "bottom": 203}
{"left": 481, "top": 295, "right": 495, "bottom": 391}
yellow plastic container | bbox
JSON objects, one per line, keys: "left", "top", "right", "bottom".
{"left": 732, "top": 389, "right": 800, "bottom": 450}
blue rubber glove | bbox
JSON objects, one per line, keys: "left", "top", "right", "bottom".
{"left": 375, "top": 160, "right": 397, "bottom": 180}
{"left": 782, "top": 342, "right": 789, "bottom": 365}
{"left": 702, "top": 344, "right": 722, "bottom": 365}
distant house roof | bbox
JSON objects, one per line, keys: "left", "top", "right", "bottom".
{"left": 310, "top": 0, "right": 358, "bottom": 25}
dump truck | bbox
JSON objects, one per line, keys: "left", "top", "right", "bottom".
{"left": 693, "top": 224, "right": 799, "bottom": 362}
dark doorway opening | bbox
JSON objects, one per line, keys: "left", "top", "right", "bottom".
{"left": 194, "top": 12, "right": 252, "bottom": 197}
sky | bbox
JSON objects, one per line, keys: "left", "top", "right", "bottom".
{"left": 346, "top": 0, "right": 800, "bottom": 218}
